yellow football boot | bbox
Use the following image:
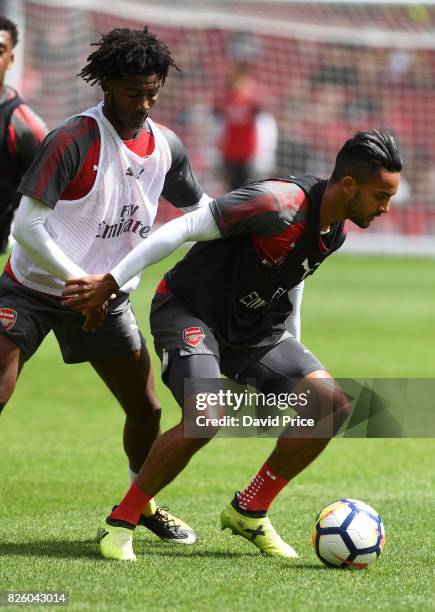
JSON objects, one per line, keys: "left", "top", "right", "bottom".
{"left": 220, "top": 496, "right": 298, "bottom": 559}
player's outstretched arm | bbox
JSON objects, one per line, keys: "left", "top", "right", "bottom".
{"left": 13, "top": 196, "right": 87, "bottom": 280}
{"left": 61, "top": 203, "right": 221, "bottom": 311}
{"left": 13, "top": 196, "right": 106, "bottom": 332}
{"left": 181, "top": 193, "right": 213, "bottom": 213}
{"left": 286, "top": 282, "right": 304, "bottom": 342}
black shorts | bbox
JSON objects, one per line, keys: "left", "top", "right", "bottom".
{"left": 0, "top": 273, "right": 143, "bottom": 363}
{"left": 150, "top": 292, "right": 324, "bottom": 390}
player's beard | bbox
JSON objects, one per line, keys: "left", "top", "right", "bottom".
{"left": 346, "top": 191, "right": 375, "bottom": 229}
{"left": 129, "top": 112, "right": 148, "bottom": 130}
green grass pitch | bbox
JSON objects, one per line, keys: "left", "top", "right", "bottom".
{"left": 0, "top": 251, "right": 434, "bottom": 611}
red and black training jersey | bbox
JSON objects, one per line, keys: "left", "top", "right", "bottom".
{"left": 162, "top": 176, "right": 346, "bottom": 347}
{"left": 18, "top": 114, "right": 204, "bottom": 209}
{"left": 0, "top": 86, "right": 47, "bottom": 212}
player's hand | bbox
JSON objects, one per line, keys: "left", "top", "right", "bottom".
{"left": 62, "top": 273, "right": 118, "bottom": 311}
{"left": 81, "top": 304, "right": 108, "bottom": 332}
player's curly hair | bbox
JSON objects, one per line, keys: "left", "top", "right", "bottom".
{"left": 331, "top": 130, "right": 402, "bottom": 183}
{"left": 0, "top": 16, "right": 19, "bottom": 47}
{"left": 78, "top": 27, "right": 180, "bottom": 87}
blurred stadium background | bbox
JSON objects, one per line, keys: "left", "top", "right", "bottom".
{"left": 2, "top": 0, "right": 435, "bottom": 255}
{"left": 1, "top": 3, "right": 434, "bottom": 608}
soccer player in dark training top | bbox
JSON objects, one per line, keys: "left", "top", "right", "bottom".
{"left": 0, "top": 27, "right": 213, "bottom": 546}
{"left": 0, "top": 16, "right": 47, "bottom": 253}
{"left": 62, "top": 130, "right": 402, "bottom": 561}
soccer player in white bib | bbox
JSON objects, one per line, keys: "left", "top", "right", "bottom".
{"left": 0, "top": 27, "right": 212, "bottom": 544}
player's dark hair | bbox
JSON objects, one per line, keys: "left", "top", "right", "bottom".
{"left": 330, "top": 130, "right": 402, "bottom": 183}
{"left": 78, "top": 27, "right": 180, "bottom": 87}
{"left": 0, "top": 16, "right": 18, "bottom": 47}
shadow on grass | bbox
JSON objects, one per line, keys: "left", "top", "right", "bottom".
{"left": 136, "top": 541, "right": 326, "bottom": 568}
{"left": 0, "top": 540, "right": 99, "bottom": 560}
{"left": 136, "top": 543, "right": 258, "bottom": 559}
{"left": 0, "top": 540, "right": 262, "bottom": 561}
{"left": 141, "top": 549, "right": 326, "bottom": 568}
{"left": 0, "top": 540, "right": 327, "bottom": 569}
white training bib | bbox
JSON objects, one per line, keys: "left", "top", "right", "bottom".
{"left": 11, "top": 103, "right": 171, "bottom": 295}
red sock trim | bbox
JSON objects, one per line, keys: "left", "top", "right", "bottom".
{"left": 109, "top": 482, "right": 152, "bottom": 526}
{"left": 237, "top": 463, "right": 288, "bottom": 513}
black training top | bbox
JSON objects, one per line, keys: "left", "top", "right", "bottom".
{"left": 165, "top": 175, "right": 346, "bottom": 347}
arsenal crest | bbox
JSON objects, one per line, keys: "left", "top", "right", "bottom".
{"left": 0, "top": 307, "right": 17, "bottom": 331}
{"left": 183, "top": 326, "right": 205, "bottom": 348}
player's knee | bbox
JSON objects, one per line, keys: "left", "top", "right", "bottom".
{"left": 127, "top": 390, "right": 162, "bottom": 421}
{"left": 182, "top": 391, "right": 225, "bottom": 439}
{"left": 0, "top": 389, "right": 14, "bottom": 411}
{"left": 141, "top": 402, "right": 162, "bottom": 424}
{"left": 0, "top": 372, "right": 18, "bottom": 410}
{"left": 301, "top": 374, "right": 350, "bottom": 435}
{"left": 0, "top": 338, "right": 21, "bottom": 409}
{"left": 143, "top": 391, "right": 162, "bottom": 417}
{"left": 331, "top": 386, "right": 351, "bottom": 433}
{"left": 313, "top": 382, "right": 350, "bottom": 435}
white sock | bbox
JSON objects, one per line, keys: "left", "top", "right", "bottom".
{"left": 128, "top": 466, "right": 138, "bottom": 484}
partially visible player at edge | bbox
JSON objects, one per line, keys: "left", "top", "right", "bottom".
{"left": 62, "top": 131, "right": 402, "bottom": 561}
{"left": 0, "top": 16, "right": 47, "bottom": 253}
{"left": 0, "top": 27, "right": 214, "bottom": 544}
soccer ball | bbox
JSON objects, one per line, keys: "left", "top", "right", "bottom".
{"left": 312, "top": 499, "right": 385, "bottom": 569}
